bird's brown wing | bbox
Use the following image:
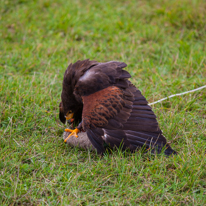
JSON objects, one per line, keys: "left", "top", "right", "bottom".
{"left": 82, "top": 83, "right": 176, "bottom": 155}
{"left": 122, "top": 82, "right": 176, "bottom": 155}
{"left": 81, "top": 85, "right": 134, "bottom": 154}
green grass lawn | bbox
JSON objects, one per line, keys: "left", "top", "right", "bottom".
{"left": 0, "top": 0, "right": 206, "bottom": 205}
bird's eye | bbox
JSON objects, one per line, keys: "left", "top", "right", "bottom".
{"left": 69, "top": 110, "right": 72, "bottom": 113}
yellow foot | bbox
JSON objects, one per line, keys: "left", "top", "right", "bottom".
{"left": 64, "top": 128, "right": 80, "bottom": 143}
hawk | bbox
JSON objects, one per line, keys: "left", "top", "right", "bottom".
{"left": 59, "top": 59, "right": 176, "bottom": 156}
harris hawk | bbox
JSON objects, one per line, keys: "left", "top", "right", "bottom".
{"left": 59, "top": 59, "right": 177, "bottom": 156}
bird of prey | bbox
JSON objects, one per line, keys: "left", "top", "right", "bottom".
{"left": 59, "top": 59, "right": 176, "bottom": 156}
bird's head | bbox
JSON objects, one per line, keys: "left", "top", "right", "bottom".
{"left": 59, "top": 101, "right": 75, "bottom": 125}
{"left": 59, "top": 59, "right": 98, "bottom": 125}
{"left": 59, "top": 101, "right": 83, "bottom": 125}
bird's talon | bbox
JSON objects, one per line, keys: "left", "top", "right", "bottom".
{"left": 64, "top": 128, "right": 80, "bottom": 142}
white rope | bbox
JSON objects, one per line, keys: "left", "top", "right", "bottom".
{"left": 148, "top": 85, "right": 206, "bottom": 106}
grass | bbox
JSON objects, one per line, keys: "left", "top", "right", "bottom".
{"left": 0, "top": 0, "right": 206, "bottom": 205}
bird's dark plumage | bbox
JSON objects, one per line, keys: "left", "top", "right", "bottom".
{"left": 60, "top": 59, "right": 177, "bottom": 156}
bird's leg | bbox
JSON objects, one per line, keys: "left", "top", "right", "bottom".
{"left": 64, "top": 128, "right": 80, "bottom": 142}
{"left": 64, "top": 122, "right": 82, "bottom": 143}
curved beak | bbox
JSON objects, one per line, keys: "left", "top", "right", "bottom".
{"left": 66, "top": 112, "right": 74, "bottom": 120}
{"left": 66, "top": 112, "right": 74, "bottom": 124}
